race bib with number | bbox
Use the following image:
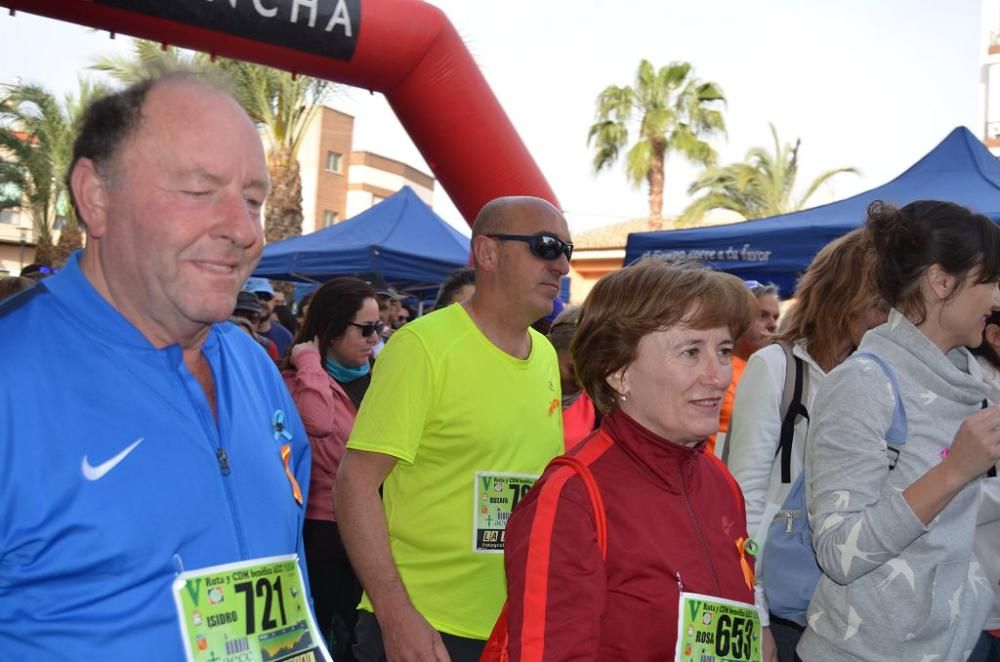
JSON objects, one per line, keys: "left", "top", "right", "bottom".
{"left": 675, "top": 592, "right": 761, "bottom": 662}
{"left": 172, "top": 554, "right": 332, "bottom": 662}
{"left": 473, "top": 471, "right": 538, "bottom": 552}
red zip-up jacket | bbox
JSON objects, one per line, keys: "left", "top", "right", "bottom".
{"left": 503, "top": 409, "right": 754, "bottom": 661}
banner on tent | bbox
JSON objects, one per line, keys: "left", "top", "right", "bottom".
{"left": 639, "top": 243, "right": 773, "bottom": 265}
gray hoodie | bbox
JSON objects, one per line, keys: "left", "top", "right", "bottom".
{"left": 798, "top": 310, "right": 992, "bottom": 661}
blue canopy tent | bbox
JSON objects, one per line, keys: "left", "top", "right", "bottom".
{"left": 624, "top": 127, "right": 1000, "bottom": 296}
{"left": 254, "top": 186, "right": 470, "bottom": 296}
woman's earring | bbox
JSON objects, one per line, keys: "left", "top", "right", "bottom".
{"left": 620, "top": 391, "right": 629, "bottom": 402}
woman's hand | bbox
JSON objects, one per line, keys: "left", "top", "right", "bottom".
{"left": 291, "top": 336, "right": 321, "bottom": 360}
{"left": 942, "top": 404, "right": 1000, "bottom": 484}
{"left": 905, "top": 404, "right": 1000, "bottom": 525}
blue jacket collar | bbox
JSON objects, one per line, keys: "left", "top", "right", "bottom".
{"left": 44, "top": 251, "right": 222, "bottom": 356}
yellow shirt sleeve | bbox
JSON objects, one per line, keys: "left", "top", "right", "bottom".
{"left": 347, "top": 328, "right": 433, "bottom": 465}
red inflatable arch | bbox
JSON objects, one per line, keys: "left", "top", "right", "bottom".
{"left": 0, "top": 0, "right": 559, "bottom": 226}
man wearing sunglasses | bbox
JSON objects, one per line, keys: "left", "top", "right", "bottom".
{"left": 338, "top": 196, "right": 570, "bottom": 662}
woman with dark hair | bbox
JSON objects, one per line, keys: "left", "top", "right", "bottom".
{"left": 799, "top": 201, "right": 1000, "bottom": 661}
{"left": 724, "top": 228, "right": 887, "bottom": 661}
{"left": 434, "top": 267, "right": 475, "bottom": 310}
{"left": 501, "top": 257, "right": 760, "bottom": 660}
{"left": 283, "top": 276, "right": 381, "bottom": 660}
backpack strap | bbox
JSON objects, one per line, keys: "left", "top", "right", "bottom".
{"left": 480, "top": 452, "right": 609, "bottom": 662}
{"left": 549, "top": 455, "right": 608, "bottom": 558}
{"left": 777, "top": 342, "right": 809, "bottom": 484}
{"left": 851, "top": 352, "right": 908, "bottom": 468}
{"left": 851, "top": 353, "right": 907, "bottom": 442}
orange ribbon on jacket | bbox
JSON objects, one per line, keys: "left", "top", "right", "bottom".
{"left": 736, "top": 536, "right": 755, "bottom": 590}
{"left": 280, "top": 443, "right": 303, "bottom": 506}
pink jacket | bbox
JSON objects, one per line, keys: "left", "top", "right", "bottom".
{"left": 283, "top": 347, "right": 357, "bottom": 522}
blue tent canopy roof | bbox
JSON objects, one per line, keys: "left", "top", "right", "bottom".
{"left": 624, "top": 127, "right": 1000, "bottom": 296}
{"left": 253, "top": 186, "right": 470, "bottom": 288}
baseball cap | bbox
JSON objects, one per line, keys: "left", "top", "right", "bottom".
{"left": 376, "top": 287, "right": 404, "bottom": 301}
{"left": 243, "top": 277, "right": 275, "bottom": 296}
{"left": 234, "top": 291, "right": 263, "bottom": 315}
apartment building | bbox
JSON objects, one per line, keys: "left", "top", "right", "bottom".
{"left": 981, "top": 0, "right": 1000, "bottom": 154}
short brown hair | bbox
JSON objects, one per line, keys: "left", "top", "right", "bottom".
{"left": 777, "top": 228, "right": 884, "bottom": 371}
{"left": 572, "top": 257, "right": 756, "bottom": 415}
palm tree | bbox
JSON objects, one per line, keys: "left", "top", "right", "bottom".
{"left": 93, "top": 41, "right": 336, "bottom": 244}
{"left": 588, "top": 60, "right": 726, "bottom": 229}
{"left": 677, "top": 124, "right": 859, "bottom": 227}
{"left": 0, "top": 79, "right": 107, "bottom": 265}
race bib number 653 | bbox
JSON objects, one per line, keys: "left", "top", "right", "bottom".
{"left": 676, "top": 592, "right": 761, "bottom": 662}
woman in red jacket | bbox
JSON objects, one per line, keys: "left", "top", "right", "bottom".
{"left": 503, "top": 258, "right": 760, "bottom": 661}
{"left": 283, "top": 277, "right": 381, "bottom": 661}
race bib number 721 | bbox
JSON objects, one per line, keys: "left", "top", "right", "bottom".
{"left": 172, "top": 554, "right": 332, "bottom": 662}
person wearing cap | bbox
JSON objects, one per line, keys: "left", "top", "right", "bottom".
{"left": 245, "top": 276, "right": 294, "bottom": 359}
{"left": 233, "top": 290, "right": 281, "bottom": 361}
{"left": 712, "top": 280, "right": 780, "bottom": 456}
{"left": 0, "top": 74, "right": 316, "bottom": 660}
{"left": 336, "top": 196, "right": 570, "bottom": 662}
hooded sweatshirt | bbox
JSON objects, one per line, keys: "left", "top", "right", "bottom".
{"left": 799, "top": 310, "right": 992, "bottom": 661}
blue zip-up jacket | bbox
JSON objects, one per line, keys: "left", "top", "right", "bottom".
{"left": 0, "top": 254, "right": 312, "bottom": 660}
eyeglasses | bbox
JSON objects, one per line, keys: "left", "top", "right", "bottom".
{"left": 254, "top": 291, "right": 274, "bottom": 302}
{"left": 743, "top": 280, "right": 762, "bottom": 289}
{"left": 349, "top": 320, "right": 385, "bottom": 337}
{"left": 486, "top": 233, "right": 574, "bottom": 261}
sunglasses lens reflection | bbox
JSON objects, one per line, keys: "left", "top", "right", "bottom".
{"left": 531, "top": 235, "right": 572, "bottom": 261}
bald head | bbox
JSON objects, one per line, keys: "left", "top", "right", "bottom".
{"left": 472, "top": 196, "right": 565, "bottom": 239}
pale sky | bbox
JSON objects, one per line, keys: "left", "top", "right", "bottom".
{"left": 0, "top": 1, "right": 988, "bottom": 235}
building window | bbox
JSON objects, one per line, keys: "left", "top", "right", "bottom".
{"left": 323, "top": 210, "right": 339, "bottom": 227}
{"left": 0, "top": 210, "right": 16, "bottom": 225}
{"left": 325, "top": 151, "right": 342, "bottom": 173}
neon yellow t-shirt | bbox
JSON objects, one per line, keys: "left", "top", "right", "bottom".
{"left": 347, "top": 303, "right": 564, "bottom": 639}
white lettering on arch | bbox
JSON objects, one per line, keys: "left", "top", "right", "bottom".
{"left": 325, "top": 0, "right": 353, "bottom": 36}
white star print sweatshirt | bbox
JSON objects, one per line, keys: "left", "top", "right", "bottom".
{"left": 798, "top": 310, "right": 992, "bottom": 662}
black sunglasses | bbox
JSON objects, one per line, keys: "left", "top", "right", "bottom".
{"left": 486, "top": 233, "right": 573, "bottom": 261}
{"left": 349, "top": 320, "right": 385, "bottom": 337}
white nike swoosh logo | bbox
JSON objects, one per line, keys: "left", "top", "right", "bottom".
{"left": 82, "top": 438, "right": 144, "bottom": 481}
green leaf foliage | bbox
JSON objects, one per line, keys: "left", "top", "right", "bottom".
{"left": 587, "top": 59, "right": 726, "bottom": 221}
{"left": 677, "top": 123, "right": 859, "bottom": 228}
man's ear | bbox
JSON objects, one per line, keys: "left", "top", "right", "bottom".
{"left": 471, "top": 235, "right": 498, "bottom": 273}
{"left": 923, "top": 264, "right": 956, "bottom": 302}
{"left": 69, "top": 158, "right": 110, "bottom": 238}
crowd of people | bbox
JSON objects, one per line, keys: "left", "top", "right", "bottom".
{"left": 1, "top": 71, "right": 999, "bottom": 662}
